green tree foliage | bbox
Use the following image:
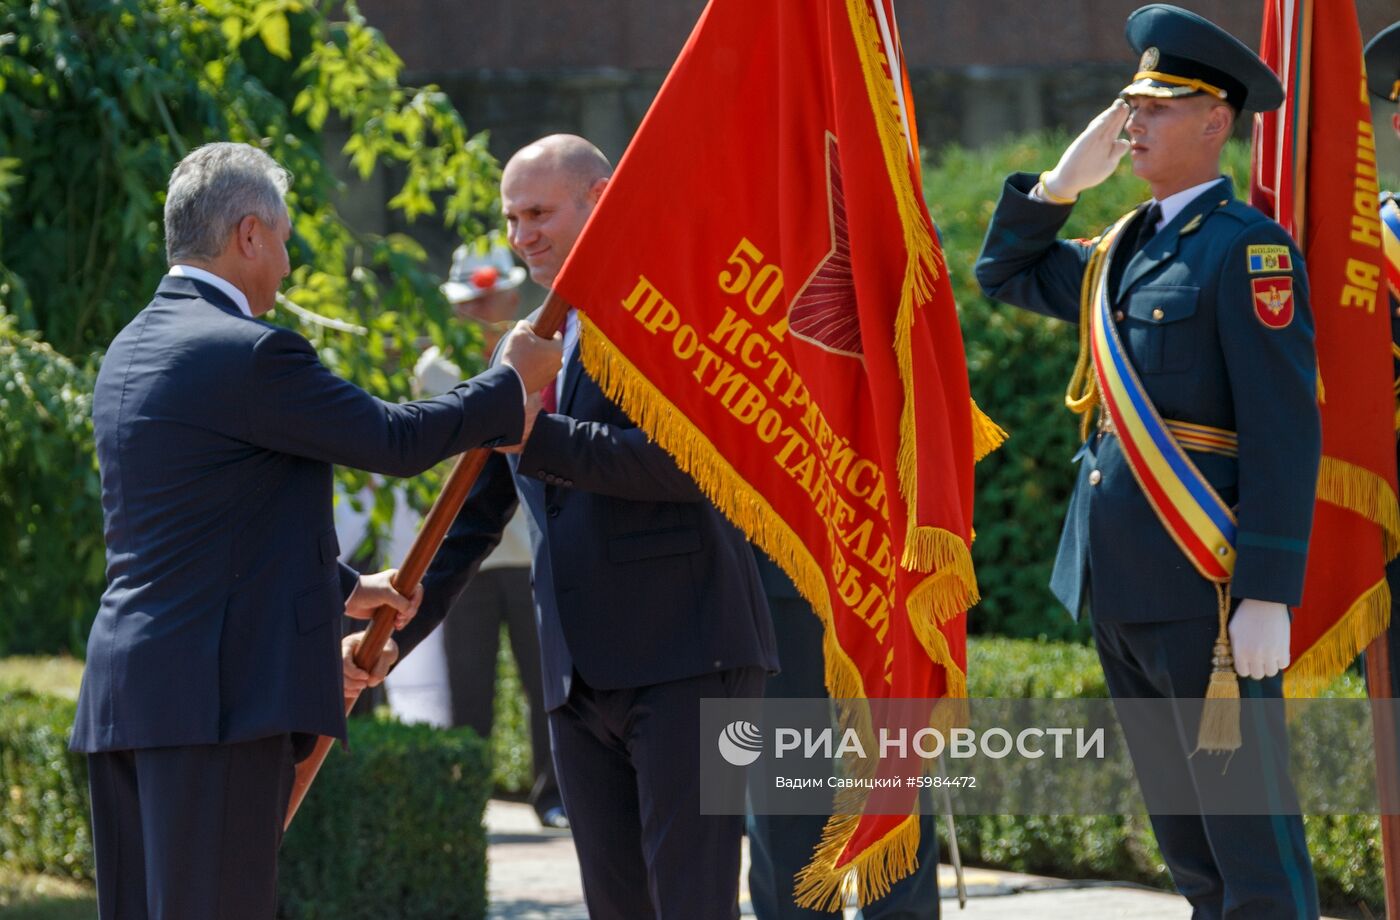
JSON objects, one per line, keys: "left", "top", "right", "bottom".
{"left": 0, "top": 0, "right": 500, "bottom": 653}
{"left": 0, "top": 320, "right": 102, "bottom": 656}
{"left": 926, "top": 136, "right": 1253, "bottom": 641}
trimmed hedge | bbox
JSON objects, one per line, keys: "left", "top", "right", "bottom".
{"left": 957, "top": 639, "right": 1383, "bottom": 914}
{"left": 0, "top": 690, "right": 90, "bottom": 879}
{"left": 279, "top": 718, "right": 493, "bottom": 920}
{"left": 0, "top": 687, "right": 493, "bottom": 919}
{"left": 2, "top": 641, "right": 1386, "bottom": 915}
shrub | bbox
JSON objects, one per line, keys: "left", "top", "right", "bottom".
{"left": 0, "top": 690, "right": 90, "bottom": 878}
{"left": 953, "top": 640, "right": 1382, "bottom": 914}
{"left": 279, "top": 717, "right": 493, "bottom": 920}
{"left": 0, "top": 323, "right": 104, "bottom": 657}
{"left": 0, "top": 686, "right": 494, "bottom": 919}
{"left": 926, "top": 136, "right": 1253, "bottom": 642}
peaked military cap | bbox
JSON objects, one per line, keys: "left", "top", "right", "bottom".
{"left": 1120, "top": 4, "right": 1285, "bottom": 112}
{"left": 1365, "top": 22, "right": 1400, "bottom": 102}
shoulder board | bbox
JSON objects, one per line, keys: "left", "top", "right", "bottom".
{"left": 1215, "top": 197, "right": 1256, "bottom": 219}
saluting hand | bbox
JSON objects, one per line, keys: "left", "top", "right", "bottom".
{"left": 1042, "top": 99, "right": 1132, "bottom": 202}
{"left": 341, "top": 631, "right": 398, "bottom": 699}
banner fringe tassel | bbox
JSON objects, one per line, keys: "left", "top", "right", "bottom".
{"left": 1316, "top": 456, "right": 1400, "bottom": 560}
{"left": 579, "top": 315, "right": 873, "bottom": 701}
{"left": 971, "top": 398, "right": 1008, "bottom": 462}
{"left": 1285, "top": 577, "right": 1391, "bottom": 698}
{"left": 794, "top": 810, "right": 922, "bottom": 913}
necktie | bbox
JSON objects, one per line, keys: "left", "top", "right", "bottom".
{"left": 1135, "top": 202, "right": 1163, "bottom": 253}
{"left": 541, "top": 377, "right": 558, "bottom": 414}
{"left": 1110, "top": 202, "right": 1162, "bottom": 297}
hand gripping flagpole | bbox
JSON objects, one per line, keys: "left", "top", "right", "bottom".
{"left": 283, "top": 292, "right": 572, "bottom": 829}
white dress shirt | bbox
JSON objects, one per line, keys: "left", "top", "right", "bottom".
{"left": 1149, "top": 177, "right": 1224, "bottom": 232}
{"left": 168, "top": 264, "right": 252, "bottom": 318}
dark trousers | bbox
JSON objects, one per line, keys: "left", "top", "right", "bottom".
{"left": 86, "top": 734, "right": 296, "bottom": 920}
{"left": 441, "top": 566, "right": 560, "bottom": 815}
{"left": 1092, "top": 616, "right": 1318, "bottom": 920}
{"left": 747, "top": 595, "right": 941, "bottom": 920}
{"left": 549, "top": 666, "right": 764, "bottom": 920}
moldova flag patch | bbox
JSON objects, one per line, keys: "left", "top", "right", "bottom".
{"left": 1246, "top": 244, "right": 1293, "bottom": 274}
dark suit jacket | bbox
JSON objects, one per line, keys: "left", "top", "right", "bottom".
{"left": 403, "top": 331, "right": 778, "bottom": 712}
{"left": 975, "top": 173, "right": 1320, "bottom": 623}
{"left": 71, "top": 275, "right": 523, "bottom": 753}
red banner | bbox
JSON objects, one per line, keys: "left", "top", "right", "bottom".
{"left": 1252, "top": 0, "right": 1398, "bottom": 695}
{"left": 552, "top": 0, "right": 997, "bottom": 906}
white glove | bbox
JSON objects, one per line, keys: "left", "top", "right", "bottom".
{"left": 1228, "top": 598, "right": 1291, "bottom": 680}
{"left": 1041, "top": 100, "right": 1132, "bottom": 202}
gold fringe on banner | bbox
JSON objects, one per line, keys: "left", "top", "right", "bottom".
{"left": 1286, "top": 578, "right": 1391, "bottom": 698}
{"left": 1316, "top": 455, "right": 1400, "bottom": 560}
{"left": 971, "top": 398, "right": 1008, "bottom": 462}
{"left": 794, "top": 810, "right": 922, "bottom": 912}
{"left": 578, "top": 316, "right": 871, "bottom": 701}
{"left": 841, "top": 0, "right": 976, "bottom": 578}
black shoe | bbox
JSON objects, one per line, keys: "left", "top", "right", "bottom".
{"left": 538, "top": 806, "right": 570, "bottom": 830}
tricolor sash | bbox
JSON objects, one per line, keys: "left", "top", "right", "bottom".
{"left": 1087, "top": 213, "right": 1237, "bottom": 583}
{"left": 1382, "top": 194, "right": 1400, "bottom": 303}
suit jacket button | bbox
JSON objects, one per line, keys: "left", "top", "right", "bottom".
{"left": 547, "top": 505, "right": 561, "bottom": 518}
{"left": 1088, "top": 469, "right": 1102, "bottom": 486}
{"left": 713, "top": 659, "right": 723, "bottom": 668}
{"left": 563, "top": 479, "right": 574, "bottom": 487}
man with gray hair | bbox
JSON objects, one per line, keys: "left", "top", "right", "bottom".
{"left": 70, "top": 141, "right": 561, "bottom": 919}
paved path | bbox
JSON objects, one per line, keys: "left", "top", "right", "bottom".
{"left": 484, "top": 799, "right": 1228, "bottom": 920}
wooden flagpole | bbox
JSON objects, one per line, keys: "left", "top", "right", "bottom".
{"left": 1364, "top": 632, "right": 1400, "bottom": 919}
{"left": 283, "top": 292, "right": 572, "bottom": 828}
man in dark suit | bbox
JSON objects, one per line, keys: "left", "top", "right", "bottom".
{"left": 391, "top": 134, "right": 779, "bottom": 919}
{"left": 976, "top": 6, "right": 1320, "bottom": 918}
{"left": 70, "top": 141, "right": 562, "bottom": 920}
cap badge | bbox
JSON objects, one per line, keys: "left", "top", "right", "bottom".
{"left": 1139, "top": 47, "right": 1159, "bottom": 72}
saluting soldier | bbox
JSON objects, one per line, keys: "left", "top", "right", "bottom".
{"left": 1365, "top": 22, "right": 1400, "bottom": 701}
{"left": 976, "top": 5, "right": 1320, "bottom": 917}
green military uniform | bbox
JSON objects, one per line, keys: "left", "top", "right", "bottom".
{"left": 976, "top": 6, "right": 1320, "bottom": 918}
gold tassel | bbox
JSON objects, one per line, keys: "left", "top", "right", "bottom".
{"left": 971, "top": 398, "right": 1008, "bottom": 462}
{"left": 1194, "top": 583, "right": 1242, "bottom": 754}
{"left": 1064, "top": 243, "right": 1105, "bottom": 441}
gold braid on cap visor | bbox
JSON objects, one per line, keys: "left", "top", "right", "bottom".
{"left": 1133, "top": 70, "right": 1228, "bottom": 100}
{"left": 1391, "top": 78, "right": 1400, "bottom": 102}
